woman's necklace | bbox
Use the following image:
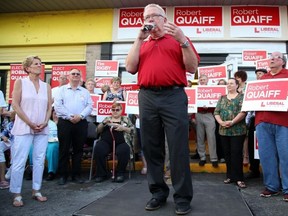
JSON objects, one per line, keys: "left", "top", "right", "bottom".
{"left": 227, "top": 92, "right": 238, "bottom": 100}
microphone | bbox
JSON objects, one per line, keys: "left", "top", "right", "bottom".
{"left": 143, "top": 23, "right": 155, "bottom": 32}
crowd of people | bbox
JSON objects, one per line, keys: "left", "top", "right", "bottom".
{"left": 0, "top": 4, "right": 287, "bottom": 214}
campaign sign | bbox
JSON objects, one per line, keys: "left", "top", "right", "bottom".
{"left": 95, "top": 60, "right": 119, "bottom": 77}
{"left": 96, "top": 101, "right": 126, "bottom": 122}
{"left": 242, "top": 79, "right": 288, "bottom": 111}
{"left": 256, "top": 58, "right": 271, "bottom": 71}
{"left": 186, "top": 72, "right": 195, "bottom": 82}
{"left": 254, "top": 131, "right": 259, "bottom": 159}
{"left": 121, "top": 83, "right": 140, "bottom": 91}
{"left": 198, "top": 65, "right": 227, "bottom": 85}
{"left": 196, "top": 86, "right": 227, "bottom": 107}
{"left": 94, "top": 77, "right": 113, "bottom": 88}
{"left": 242, "top": 50, "right": 267, "bottom": 65}
{"left": 125, "top": 91, "right": 139, "bottom": 114}
{"left": 185, "top": 88, "right": 197, "bottom": 113}
{"left": 90, "top": 94, "right": 102, "bottom": 116}
{"left": 117, "top": 8, "right": 144, "bottom": 39}
{"left": 230, "top": 6, "right": 281, "bottom": 38}
{"left": 174, "top": 6, "right": 223, "bottom": 38}
{"left": 9, "top": 64, "right": 45, "bottom": 102}
{"left": 51, "top": 64, "right": 86, "bottom": 88}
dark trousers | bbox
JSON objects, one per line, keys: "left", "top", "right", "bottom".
{"left": 215, "top": 120, "right": 224, "bottom": 159}
{"left": 94, "top": 140, "right": 130, "bottom": 177}
{"left": 221, "top": 135, "right": 246, "bottom": 181}
{"left": 139, "top": 88, "right": 193, "bottom": 204}
{"left": 57, "top": 118, "right": 88, "bottom": 178}
{"left": 248, "top": 117, "right": 260, "bottom": 174}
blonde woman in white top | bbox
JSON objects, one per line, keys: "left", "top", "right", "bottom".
{"left": 10, "top": 55, "right": 52, "bottom": 207}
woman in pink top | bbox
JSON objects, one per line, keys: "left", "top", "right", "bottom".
{"left": 10, "top": 55, "right": 52, "bottom": 207}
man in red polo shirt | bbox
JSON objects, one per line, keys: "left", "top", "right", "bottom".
{"left": 126, "top": 3, "right": 199, "bottom": 215}
{"left": 255, "top": 51, "right": 288, "bottom": 202}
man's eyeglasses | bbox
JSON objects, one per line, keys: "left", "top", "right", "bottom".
{"left": 269, "top": 55, "right": 283, "bottom": 60}
{"left": 144, "top": 13, "right": 164, "bottom": 21}
{"left": 111, "top": 109, "right": 121, "bottom": 112}
{"left": 70, "top": 73, "right": 80, "bottom": 76}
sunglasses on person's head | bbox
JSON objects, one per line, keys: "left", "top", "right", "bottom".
{"left": 111, "top": 108, "right": 121, "bottom": 112}
{"left": 70, "top": 73, "right": 80, "bottom": 76}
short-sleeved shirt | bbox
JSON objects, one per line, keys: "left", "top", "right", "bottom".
{"left": 214, "top": 94, "right": 247, "bottom": 136}
{"left": 138, "top": 34, "right": 199, "bottom": 87}
{"left": 255, "top": 68, "right": 288, "bottom": 127}
{"left": 0, "top": 90, "right": 7, "bottom": 108}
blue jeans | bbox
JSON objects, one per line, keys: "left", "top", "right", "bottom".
{"left": 256, "top": 122, "right": 288, "bottom": 194}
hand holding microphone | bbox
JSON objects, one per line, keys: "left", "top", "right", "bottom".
{"left": 142, "top": 23, "right": 155, "bottom": 32}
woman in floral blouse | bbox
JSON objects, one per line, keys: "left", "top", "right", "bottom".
{"left": 214, "top": 78, "right": 247, "bottom": 188}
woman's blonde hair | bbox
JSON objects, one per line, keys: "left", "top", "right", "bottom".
{"left": 22, "top": 55, "right": 41, "bottom": 73}
{"left": 111, "top": 77, "right": 122, "bottom": 84}
{"left": 111, "top": 102, "right": 122, "bottom": 110}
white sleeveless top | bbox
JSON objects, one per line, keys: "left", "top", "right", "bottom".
{"left": 12, "top": 77, "right": 49, "bottom": 135}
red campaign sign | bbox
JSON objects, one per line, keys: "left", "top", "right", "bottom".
{"left": 245, "top": 80, "right": 287, "bottom": 101}
{"left": 231, "top": 6, "right": 280, "bottom": 26}
{"left": 196, "top": 86, "right": 227, "bottom": 107}
{"left": 126, "top": 92, "right": 138, "bottom": 107}
{"left": 242, "top": 50, "right": 267, "bottom": 62}
{"left": 119, "top": 8, "right": 144, "bottom": 28}
{"left": 97, "top": 101, "right": 127, "bottom": 116}
{"left": 197, "top": 86, "right": 226, "bottom": 100}
{"left": 185, "top": 88, "right": 197, "bottom": 113}
{"left": 51, "top": 65, "right": 86, "bottom": 88}
{"left": 185, "top": 88, "right": 196, "bottom": 104}
{"left": 174, "top": 7, "right": 222, "bottom": 27}
{"left": 9, "top": 64, "right": 45, "bottom": 102}
{"left": 121, "top": 83, "right": 140, "bottom": 91}
{"left": 94, "top": 77, "right": 112, "bottom": 88}
{"left": 256, "top": 58, "right": 271, "bottom": 71}
{"left": 90, "top": 94, "right": 101, "bottom": 109}
{"left": 198, "top": 65, "right": 227, "bottom": 84}
{"left": 95, "top": 60, "right": 119, "bottom": 77}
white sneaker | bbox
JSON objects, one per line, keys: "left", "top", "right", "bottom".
{"left": 5, "top": 168, "right": 11, "bottom": 180}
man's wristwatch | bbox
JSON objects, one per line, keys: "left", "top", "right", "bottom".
{"left": 180, "top": 40, "right": 190, "bottom": 48}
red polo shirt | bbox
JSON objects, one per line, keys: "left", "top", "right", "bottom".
{"left": 255, "top": 68, "right": 288, "bottom": 127}
{"left": 138, "top": 34, "right": 199, "bottom": 87}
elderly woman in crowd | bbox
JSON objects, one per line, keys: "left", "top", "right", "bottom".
{"left": 10, "top": 55, "right": 52, "bottom": 207}
{"left": 103, "top": 77, "right": 126, "bottom": 101}
{"left": 214, "top": 78, "right": 247, "bottom": 188}
{"left": 94, "top": 103, "right": 133, "bottom": 183}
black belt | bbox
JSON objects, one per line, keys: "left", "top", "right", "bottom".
{"left": 198, "top": 111, "right": 212, "bottom": 114}
{"left": 140, "top": 86, "right": 183, "bottom": 91}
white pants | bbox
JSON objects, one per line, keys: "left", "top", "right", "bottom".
{"left": 10, "top": 134, "right": 48, "bottom": 194}
{"left": 0, "top": 141, "right": 10, "bottom": 162}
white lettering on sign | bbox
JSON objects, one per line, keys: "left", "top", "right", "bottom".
{"left": 11, "top": 75, "right": 26, "bottom": 80}
{"left": 121, "top": 17, "right": 143, "bottom": 26}
{"left": 96, "top": 62, "right": 112, "bottom": 71}
{"left": 53, "top": 67, "right": 65, "bottom": 70}
{"left": 11, "top": 70, "right": 26, "bottom": 75}
{"left": 121, "top": 11, "right": 143, "bottom": 17}
{"left": 246, "top": 90, "right": 281, "bottom": 99}
{"left": 52, "top": 71, "right": 69, "bottom": 75}
{"left": 176, "top": 16, "right": 215, "bottom": 25}
{"left": 232, "top": 8, "right": 259, "bottom": 15}
{"left": 99, "top": 109, "right": 111, "bottom": 114}
{"left": 128, "top": 98, "right": 138, "bottom": 105}
{"left": 243, "top": 56, "right": 264, "bottom": 61}
{"left": 233, "top": 15, "right": 273, "bottom": 24}
{"left": 247, "top": 84, "right": 269, "bottom": 91}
